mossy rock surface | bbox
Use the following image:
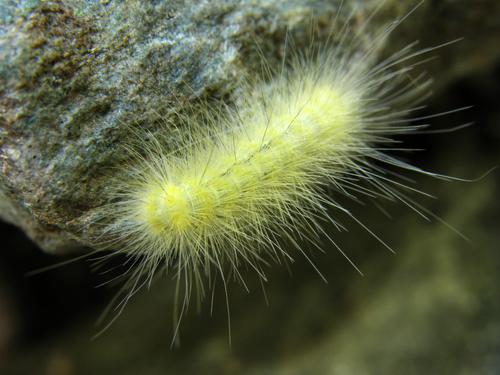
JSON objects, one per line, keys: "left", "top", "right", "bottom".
{"left": 1, "top": 0, "right": 500, "bottom": 252}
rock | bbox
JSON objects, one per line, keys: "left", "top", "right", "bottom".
{"left": 0, "top": 0, "right": 347, "bottom": 253}
{"left": 1, "top": 0, "right": 500, "bottom": 255}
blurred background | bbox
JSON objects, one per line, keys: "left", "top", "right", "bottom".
{"left": 1, "top": 1, "right": 500, "bottom": 374}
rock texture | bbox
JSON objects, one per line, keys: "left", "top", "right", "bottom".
{"left": 1, "top": 0, "right": 500, "bottom": 253}
{"left": 0, "top": 0, "right": 350, "bottom": 253}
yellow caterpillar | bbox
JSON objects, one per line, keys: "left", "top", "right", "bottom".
{"left": 99, "top": 3, "right": 459, "bottom": 338}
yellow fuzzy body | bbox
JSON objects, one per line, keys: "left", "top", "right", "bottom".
{"left": 108, "top": 38, "right": 432, "bottom": 281}
{"left": 139, "top": 85, "right": 356, "bottom": 248}
{"left": 102, "top": 9, "right": 440, "bottom": 330}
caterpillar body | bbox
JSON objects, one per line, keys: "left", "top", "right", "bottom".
{"left": 100, "top": 3, "right": 458, "bottom": 337}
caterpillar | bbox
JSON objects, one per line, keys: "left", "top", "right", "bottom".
{"left": 97, "top": 2, "right": 464, "bottom": 340}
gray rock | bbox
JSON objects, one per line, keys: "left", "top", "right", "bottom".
{"left": 1, "top": 0, "right": 500, "bottom": 253}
